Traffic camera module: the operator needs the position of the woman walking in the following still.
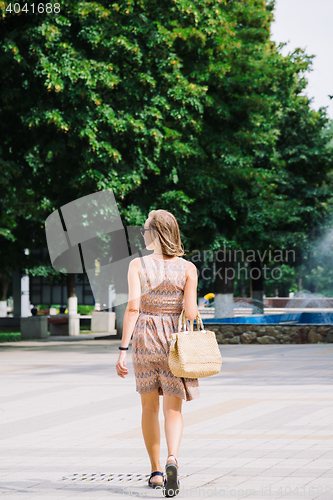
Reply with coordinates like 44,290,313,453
116,209,199,497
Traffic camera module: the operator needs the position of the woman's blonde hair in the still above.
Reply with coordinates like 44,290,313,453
148,209,185,257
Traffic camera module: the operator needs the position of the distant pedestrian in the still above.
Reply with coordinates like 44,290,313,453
200,293,215,307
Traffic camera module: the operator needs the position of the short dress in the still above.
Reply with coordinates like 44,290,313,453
131,254,200,401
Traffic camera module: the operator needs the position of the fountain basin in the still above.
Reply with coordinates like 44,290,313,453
201,312,333,325
197,312,333,344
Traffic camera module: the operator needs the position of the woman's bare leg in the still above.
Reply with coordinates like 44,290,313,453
140,389,163,484
163,394,183,464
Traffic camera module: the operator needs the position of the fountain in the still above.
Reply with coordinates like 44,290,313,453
196,229,333,342
284,290,333,324
200,291,333,326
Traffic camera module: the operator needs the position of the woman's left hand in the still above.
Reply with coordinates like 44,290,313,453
116,351,129,378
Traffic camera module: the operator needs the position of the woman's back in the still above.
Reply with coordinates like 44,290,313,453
139,255,186,317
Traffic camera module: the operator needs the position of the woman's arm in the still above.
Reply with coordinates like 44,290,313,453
120,258,141,348
116,258,141,378
183,261,198,321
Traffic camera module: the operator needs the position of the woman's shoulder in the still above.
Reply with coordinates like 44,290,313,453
129,257,143,274
130,257,142,265
179,256,195,266
181,258,197,278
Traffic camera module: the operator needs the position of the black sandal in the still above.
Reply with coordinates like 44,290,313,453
163,455,180,497
148,470,164,488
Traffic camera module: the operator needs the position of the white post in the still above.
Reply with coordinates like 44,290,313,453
21,275,31,317
0,301,7,317
109,284,116,310
21,249,31,318
68,296,77,315
68,296,80,336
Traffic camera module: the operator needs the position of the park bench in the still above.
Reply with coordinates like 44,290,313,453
48,314,69,335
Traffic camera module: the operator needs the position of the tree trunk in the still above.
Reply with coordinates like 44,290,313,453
250,259,264,314
67,274,77,312
298,276,302,292
281,281,287,297
12,271,21,318
214,248,235,318
240,278,246,298
0,273,9,301
0,273,9,317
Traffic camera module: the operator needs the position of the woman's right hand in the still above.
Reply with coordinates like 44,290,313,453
116,351,129,378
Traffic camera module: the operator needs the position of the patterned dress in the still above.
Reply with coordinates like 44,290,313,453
132,254,200,401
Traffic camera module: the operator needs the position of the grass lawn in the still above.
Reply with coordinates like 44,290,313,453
0,332,21,342
0,323,106,341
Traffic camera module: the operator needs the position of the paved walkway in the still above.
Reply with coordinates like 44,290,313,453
0,341,332,499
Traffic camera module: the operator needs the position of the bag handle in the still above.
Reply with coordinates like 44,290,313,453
178,308,205,332
178,309,188,331
194,310,204,331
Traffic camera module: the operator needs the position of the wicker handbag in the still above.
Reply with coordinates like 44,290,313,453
168,309,222,378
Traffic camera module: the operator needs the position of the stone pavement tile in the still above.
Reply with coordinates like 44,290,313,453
303,458,333,469
2,496,65,500
0,484,75,500
269,478,326,499
186,465,236,475
277,468,327,478
230,442,274,453
318,470,333,477
199,474,250,487
276,458,315,467
208,451,251,461
178,472,230,488
24,491,90,500
240,497,289,500
55,484,112,496
26,472,71,482
289,449,329,460
68,492,124,499
1,475,63,487
1,343,332,500
0,469,21,479
258,469,294,477
270,476,308,488
180,452,217,470
293,463,332,473
226,467,270,477
203,479,275,498
0,479,46,491
185,457,236,468
306,442,333,450
282,443,326,451
244,458,287,468
182,443,228,452
255,441,290,450
259,450,299,459
239,482,283,498
303,478,333,491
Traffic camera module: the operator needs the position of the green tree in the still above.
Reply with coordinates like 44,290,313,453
1,0,332,319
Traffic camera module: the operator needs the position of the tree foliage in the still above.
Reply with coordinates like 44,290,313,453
0,0,332,298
